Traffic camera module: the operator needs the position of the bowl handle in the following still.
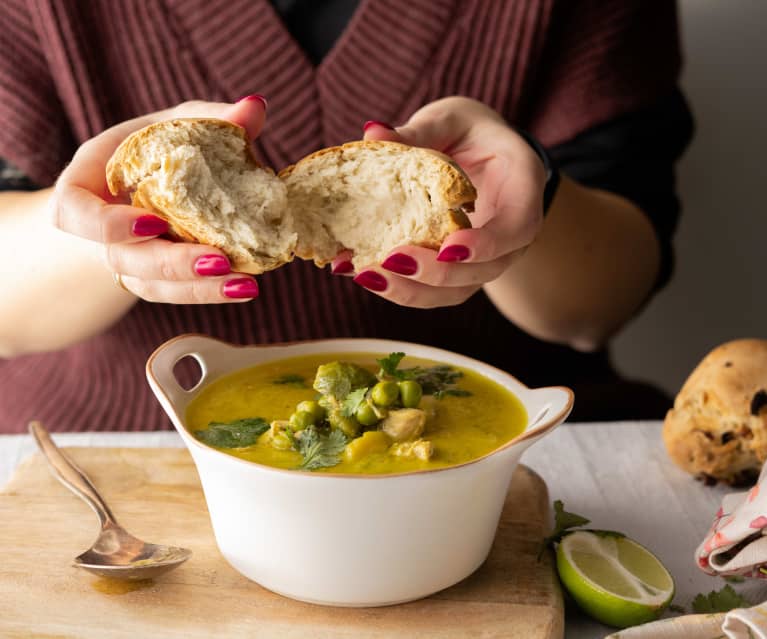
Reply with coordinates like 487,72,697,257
516,385,574,447
145,334,234,408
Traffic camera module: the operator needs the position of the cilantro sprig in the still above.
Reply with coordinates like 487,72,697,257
540,500,591,555
296,426,348,471
691,584,751,614
272,373,307,388
341,387,369,418
376,352,408,380
194,417,270,448
539,500,624,560
376,353,472,399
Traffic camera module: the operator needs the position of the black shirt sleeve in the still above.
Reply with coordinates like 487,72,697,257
549,89,694,291
0,158,40,191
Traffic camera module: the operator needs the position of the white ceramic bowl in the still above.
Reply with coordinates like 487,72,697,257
147,334,573,607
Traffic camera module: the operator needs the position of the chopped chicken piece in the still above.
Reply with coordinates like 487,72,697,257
381,408,426,442
266,420,293,450
389,439,434,461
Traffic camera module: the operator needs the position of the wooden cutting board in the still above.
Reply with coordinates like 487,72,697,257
0,448,563,638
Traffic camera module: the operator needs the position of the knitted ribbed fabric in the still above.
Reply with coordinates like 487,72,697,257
0,0,681,431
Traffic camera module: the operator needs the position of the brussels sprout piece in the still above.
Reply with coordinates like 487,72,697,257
328,409,361,438
296,400,325,423
289,410,315,431
313,362,377,400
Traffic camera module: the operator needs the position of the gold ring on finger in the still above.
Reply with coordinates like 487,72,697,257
112,272,130,293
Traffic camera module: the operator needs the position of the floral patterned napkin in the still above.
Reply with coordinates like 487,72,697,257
696,464,767,579
602,463,767,638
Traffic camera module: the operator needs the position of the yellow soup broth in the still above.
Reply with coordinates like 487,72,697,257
185,353,527,474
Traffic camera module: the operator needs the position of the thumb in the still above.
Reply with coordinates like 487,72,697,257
361,106,471,152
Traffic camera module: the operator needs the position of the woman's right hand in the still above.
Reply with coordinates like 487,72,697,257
50,96,267,304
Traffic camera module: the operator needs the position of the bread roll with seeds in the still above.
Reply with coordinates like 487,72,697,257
663,339,767,485
106,119,475,274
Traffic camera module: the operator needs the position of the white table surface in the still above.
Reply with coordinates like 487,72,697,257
3,421,767,639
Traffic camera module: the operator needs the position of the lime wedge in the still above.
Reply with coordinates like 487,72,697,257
556,530,674,628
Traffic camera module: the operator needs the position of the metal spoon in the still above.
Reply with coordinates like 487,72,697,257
29,421,192,580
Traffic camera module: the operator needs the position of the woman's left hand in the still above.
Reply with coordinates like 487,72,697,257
335,96,546,308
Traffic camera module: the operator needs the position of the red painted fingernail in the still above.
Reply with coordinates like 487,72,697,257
132,215,168,237
363,120,394,132
353,271,388,292
195,254,231,276
332,260,354,275
223,277,259,299
437,245,471,262
381,253,418,276
237,94,268,109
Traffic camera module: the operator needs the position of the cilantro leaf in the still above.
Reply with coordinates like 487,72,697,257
341,387,369,418
539,500,592,559
296,426,348,471
411,365,463,394
691,584,751,614
194,417,269,448
272,373,307,388
433,388,472,400
376,352,408,380
668,603,686,614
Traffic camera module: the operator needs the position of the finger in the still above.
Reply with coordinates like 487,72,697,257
352,268,478,309
120,274,259,304
380,246,517,287
362,103,470,151
50,183,169,243
330,249,355,276
362,121,405,143
104,239,232,281
436,215,540,265
219,94,268,140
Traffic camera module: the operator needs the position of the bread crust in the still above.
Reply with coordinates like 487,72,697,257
107,119,288,274
279,140,475,266
278,140,476,210
663,339,767,485
106,118,266,194
107,123,477,274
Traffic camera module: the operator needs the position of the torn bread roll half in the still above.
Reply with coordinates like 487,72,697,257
106,119,475,273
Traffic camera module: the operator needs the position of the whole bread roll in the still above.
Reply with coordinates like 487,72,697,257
663,339,767,485
106,119,475,274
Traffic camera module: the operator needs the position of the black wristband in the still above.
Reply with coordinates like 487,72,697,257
515,128,560,216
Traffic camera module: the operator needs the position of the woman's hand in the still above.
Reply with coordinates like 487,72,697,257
50,96,267,303
338,96,546,308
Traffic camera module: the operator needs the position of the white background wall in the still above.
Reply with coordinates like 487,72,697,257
612,0,767,396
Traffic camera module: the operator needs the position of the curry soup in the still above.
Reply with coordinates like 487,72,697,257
185,352,527,474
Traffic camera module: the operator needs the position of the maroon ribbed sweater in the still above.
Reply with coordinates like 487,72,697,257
0,0,682,431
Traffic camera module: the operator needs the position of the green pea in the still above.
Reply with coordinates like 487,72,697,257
399,380,423,408
289,410,315,431
296,400,325,423
371,381,399,407
356,402,380,426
